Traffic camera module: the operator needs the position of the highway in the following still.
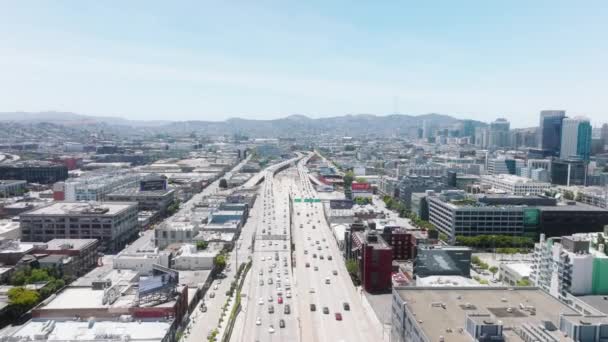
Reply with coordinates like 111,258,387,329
234,152,381,342
238,169,299,342
185,156,300,342
289,157,380,342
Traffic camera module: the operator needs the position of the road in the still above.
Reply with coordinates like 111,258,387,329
234,152,381,342
290,157,381,342
186,156,301,342
237,170,299,342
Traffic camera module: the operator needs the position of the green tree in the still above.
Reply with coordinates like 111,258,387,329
563,190,574,200
8,287,40,307
196,241,209,250
343,171,354,189
28,268,51,283
214,254,227,271
345,259,358,276
355,177,367,184
516,278,531,286
489,266,499,279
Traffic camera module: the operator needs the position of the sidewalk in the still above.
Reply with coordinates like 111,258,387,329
358,287,389,342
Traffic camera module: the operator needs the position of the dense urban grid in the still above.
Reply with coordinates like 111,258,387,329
2,110,608,342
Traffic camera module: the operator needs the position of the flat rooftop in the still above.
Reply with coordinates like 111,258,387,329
22,202,137,216
395,287,586,342
44,238,98,251
108,187,174,197
6,318,172,342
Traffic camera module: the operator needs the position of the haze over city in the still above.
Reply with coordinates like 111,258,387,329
3,3,608,342
1,1,607,126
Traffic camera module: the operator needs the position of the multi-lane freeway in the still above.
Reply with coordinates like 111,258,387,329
234,153,381,342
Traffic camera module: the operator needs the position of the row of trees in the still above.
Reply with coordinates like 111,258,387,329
345,259,360,286
4,267,67,322
455,235,534,249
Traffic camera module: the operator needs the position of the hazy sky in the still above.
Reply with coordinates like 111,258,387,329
1,1,607,127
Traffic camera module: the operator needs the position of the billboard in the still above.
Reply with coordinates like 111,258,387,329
351,183,371,191
330,199,354,210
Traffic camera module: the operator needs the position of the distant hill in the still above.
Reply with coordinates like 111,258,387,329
0,111,466,137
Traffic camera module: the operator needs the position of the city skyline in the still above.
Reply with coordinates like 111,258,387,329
1,1,607,127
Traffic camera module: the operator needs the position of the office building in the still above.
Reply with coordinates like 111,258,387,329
539,110,566,156
462,119,476,142
351,230,393,293
489,118,510,148
390,286,608,342
20,202,139,252
398,175,449,209
64,170,142,201
480,174,551,196
531,233,608,298
486,158,516,175
530,168,550,182
106,187,175,215
561,117,592,161
552,158,587,186
32,239,99,277
427,191,608,241
0,180,27,196
0,161,68,184
414,245,471,278
380,227,414,261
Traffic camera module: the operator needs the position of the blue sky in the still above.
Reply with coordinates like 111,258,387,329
1,1,607,127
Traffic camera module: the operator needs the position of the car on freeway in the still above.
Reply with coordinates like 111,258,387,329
209,292,215,298
286,291,291,298
343,302,350,311
314,266,319,271
268,325,275,333
213,284,219,290
309,288,315,293
284,304,291,314
268,305,274,314
259,279,264,286
310,304,316,311
304,250,308,255
320,255,324,260
317,246,322,251
277,297,283,304
328,256,333,260
325,277,331,284
333,270,338,275
312,254,317,258
258,297,264,305
268,278,273,284
323,307,330,314
335,312,343,321
256,317,261,325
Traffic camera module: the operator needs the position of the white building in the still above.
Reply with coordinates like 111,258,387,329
64,170,142,201
531,233,608,299
172,244,214,270
499,262,532,286
113,248,171,275
480,174,551,196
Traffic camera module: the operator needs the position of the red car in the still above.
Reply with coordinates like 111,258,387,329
277,297,283,304
335,312,342,321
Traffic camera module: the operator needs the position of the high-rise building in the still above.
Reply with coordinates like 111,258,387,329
474,127,490,148
462,119,475,141
601,124,608,150
539,110,566,156
560,117,592,161
489,118,510,148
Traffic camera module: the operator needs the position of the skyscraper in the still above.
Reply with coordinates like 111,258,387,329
539,110,566,156
489,118,510,148
462,119,475,141
560,117,592,161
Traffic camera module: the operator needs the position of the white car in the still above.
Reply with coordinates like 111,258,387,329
213,284,219,290
258,297,264,305
286,291,292,298
268,325,275,334
256,317,262,325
